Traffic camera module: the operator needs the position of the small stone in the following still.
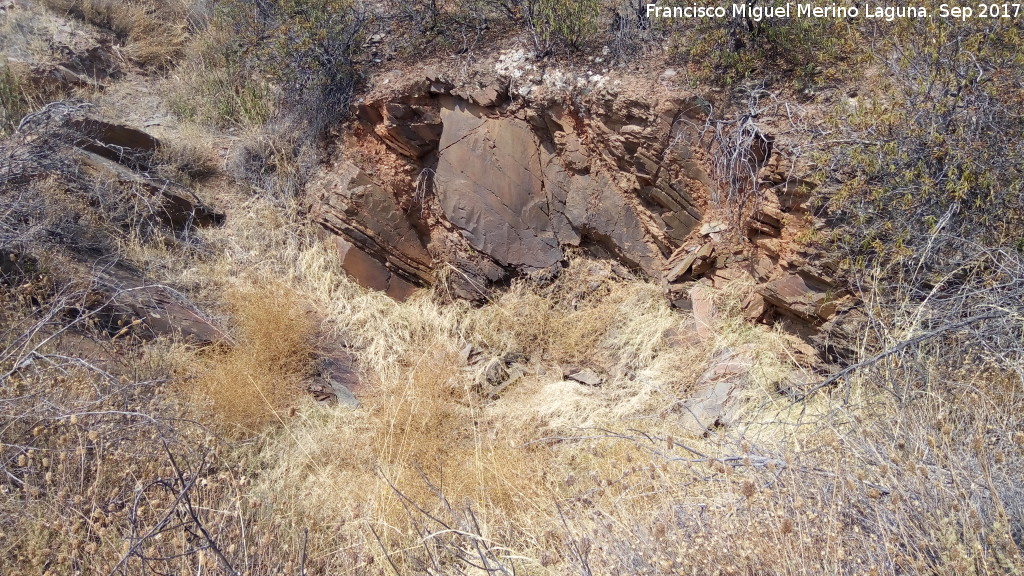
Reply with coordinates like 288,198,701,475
567,369,604,387
689,284,716,338
460,343,476,364
328,379,360,408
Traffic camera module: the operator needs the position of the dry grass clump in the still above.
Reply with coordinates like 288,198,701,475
0,62,30,136
151,127,217,185
167,23,274,130
196,220,802,572
464,260,678,369
39,0,193,69
190,282,316,434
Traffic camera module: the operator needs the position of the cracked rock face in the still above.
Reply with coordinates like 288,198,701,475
435,100,565,269
322,80,698,291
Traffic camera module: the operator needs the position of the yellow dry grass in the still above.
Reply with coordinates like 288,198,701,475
189,281,316,434
175,193,1021,575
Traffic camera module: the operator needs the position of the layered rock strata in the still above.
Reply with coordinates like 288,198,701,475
310,73,860,357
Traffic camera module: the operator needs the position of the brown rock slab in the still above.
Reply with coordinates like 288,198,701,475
665,243,714,283
435,101,564,269
70,117,159,165
759,271,834,322
92,265,225,344
689,284,717,338
470,81,508,107
375,103,443,159
565,172,661,276
567,369,604,387
742,292,768,321
312,161,433,290
74,149,223,230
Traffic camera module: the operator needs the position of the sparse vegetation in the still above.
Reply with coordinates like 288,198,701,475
2,0,1023,574
38,0,196,68
670,1,863,87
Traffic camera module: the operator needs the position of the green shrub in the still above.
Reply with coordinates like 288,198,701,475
519,0,604,52
168,25,274,129
810,13,1024,375
0,63,28,136
820,17,1024,274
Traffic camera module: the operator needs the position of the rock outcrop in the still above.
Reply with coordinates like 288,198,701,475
435,100,567,269
1,104,224,343
311,75,712,297
311,161,433,300
309,69,860,356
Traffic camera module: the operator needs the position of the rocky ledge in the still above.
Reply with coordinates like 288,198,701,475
307,71,863,359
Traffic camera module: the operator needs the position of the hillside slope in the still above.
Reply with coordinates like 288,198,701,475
1,1,1022,574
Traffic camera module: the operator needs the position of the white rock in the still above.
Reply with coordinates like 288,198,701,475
699,221,729,236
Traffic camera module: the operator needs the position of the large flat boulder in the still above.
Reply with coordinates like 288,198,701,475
760,271,835,322
435,101,565,270
563,172,661,276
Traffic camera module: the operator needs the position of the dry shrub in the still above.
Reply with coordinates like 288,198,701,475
192,282,316,433
152,128,216,183
24,183,1006,574
214,235,801,573
239,326,561,574
229,125,321,199
0,287,231,575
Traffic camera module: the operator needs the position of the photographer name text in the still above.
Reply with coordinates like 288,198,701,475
646,3,1021,21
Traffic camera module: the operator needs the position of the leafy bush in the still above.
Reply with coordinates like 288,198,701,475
822,17,1024,257
803,14,1024,387
167,24,274,129
498,0,604,52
